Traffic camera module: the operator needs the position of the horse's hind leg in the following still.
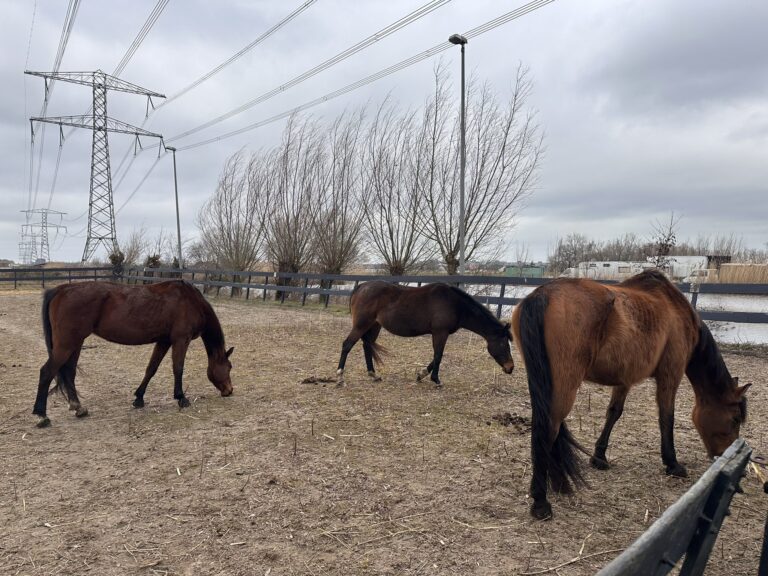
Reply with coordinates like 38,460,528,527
362,324,382,381
336,325,369,386
133,341,171,408
33,359,59,427
590,386,629,470
416,361,434,382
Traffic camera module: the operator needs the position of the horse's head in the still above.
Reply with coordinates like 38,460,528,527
692,377,750,458
207,346,234,397
487,322,514,374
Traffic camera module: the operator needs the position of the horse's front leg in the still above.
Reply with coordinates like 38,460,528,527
171,339,192,408
656,376,686,477
428,332,449,388
134,341,171,408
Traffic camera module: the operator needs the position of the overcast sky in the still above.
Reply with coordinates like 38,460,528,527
1,0,766,263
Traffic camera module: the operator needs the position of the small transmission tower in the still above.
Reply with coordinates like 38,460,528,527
18,225,41,265
21,208,67,263
25,70,165,261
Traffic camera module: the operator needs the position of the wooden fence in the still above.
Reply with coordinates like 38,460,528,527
124,266,768,325
0,266,114,289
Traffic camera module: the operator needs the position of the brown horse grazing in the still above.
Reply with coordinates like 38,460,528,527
336,281,514,387
33,280,234,427
511,269,750,520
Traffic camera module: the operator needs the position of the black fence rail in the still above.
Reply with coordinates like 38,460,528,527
124,266,768,325
123,266,549,319
598,439,762,575
0,266,114,289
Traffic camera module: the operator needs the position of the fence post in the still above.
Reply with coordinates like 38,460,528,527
68,269,72,284
690,282,699,310
13,270,17,290
324,278,334,308
41,270,45,289
246,273,251,300
497,282,506,319
216,273,222,297
301,277,309,306
263,274,269,301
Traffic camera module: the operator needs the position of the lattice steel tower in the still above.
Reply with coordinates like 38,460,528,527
25,70,165,261
21,208,67,263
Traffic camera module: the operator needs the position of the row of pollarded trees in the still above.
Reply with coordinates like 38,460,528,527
193,65,543,275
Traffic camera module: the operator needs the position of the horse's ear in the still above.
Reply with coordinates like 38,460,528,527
504,322,513,340
225,346,234,359
737,382,751,396
733,376,739,385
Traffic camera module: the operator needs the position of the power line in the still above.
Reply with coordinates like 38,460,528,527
118,0,555,214
116,155,165,215
158,0,318,109
51,0,169,212
176,0,555,151
29,0,80,215
114,0,169,76
23,0,38,222
166,0,452,143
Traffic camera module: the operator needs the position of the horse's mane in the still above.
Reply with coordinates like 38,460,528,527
686,321,733,396
448,285,506,332
184,282,225,356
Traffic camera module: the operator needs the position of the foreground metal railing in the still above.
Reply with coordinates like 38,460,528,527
598,439,764,575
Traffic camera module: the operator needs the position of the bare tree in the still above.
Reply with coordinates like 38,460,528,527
196,151,270,271
120,225,149,266
311,110,366,275
361,102,436,275
422,64,543,274
650,212,680,268
264,116,322,275
547,233,600,274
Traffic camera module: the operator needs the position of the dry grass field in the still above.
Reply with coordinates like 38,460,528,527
0,289,766,575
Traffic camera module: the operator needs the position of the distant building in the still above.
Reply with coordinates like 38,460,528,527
503,262,546,278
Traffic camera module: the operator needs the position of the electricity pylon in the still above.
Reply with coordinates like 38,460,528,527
18,226,40,265
21,208,67,263
25,70,165,261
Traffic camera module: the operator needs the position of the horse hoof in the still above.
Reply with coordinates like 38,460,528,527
666,463,688,478
75,406,89,418
432,380,443,389
368,372,382,382
36,416,51,428
530,501,553,520
178,397,191,409
590,456,610,470
133,398,145,409
416,370,427,382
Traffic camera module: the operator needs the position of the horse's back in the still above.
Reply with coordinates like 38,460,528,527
352,281,460,336
48,280,205,346
515,273,699,387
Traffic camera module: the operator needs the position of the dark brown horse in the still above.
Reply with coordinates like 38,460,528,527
336,281,514,387
33,280,234,427
512,269,750,519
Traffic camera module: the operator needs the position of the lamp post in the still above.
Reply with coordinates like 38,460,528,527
448,33,468,275
165,146,184,270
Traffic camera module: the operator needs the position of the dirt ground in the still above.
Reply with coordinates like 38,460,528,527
0,289,766,576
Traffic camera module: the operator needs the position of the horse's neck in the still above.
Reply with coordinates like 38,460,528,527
459,304,499,339
201,313,225,360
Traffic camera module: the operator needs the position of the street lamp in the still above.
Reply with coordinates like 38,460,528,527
165,146,184,270
448,33,468,275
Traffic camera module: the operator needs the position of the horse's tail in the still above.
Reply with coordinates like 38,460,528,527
42,287,74,400
517,291,585,493
362,331,387,367
41,287,56,357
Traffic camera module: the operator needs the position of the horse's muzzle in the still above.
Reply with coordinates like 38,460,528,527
502,361,514,374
